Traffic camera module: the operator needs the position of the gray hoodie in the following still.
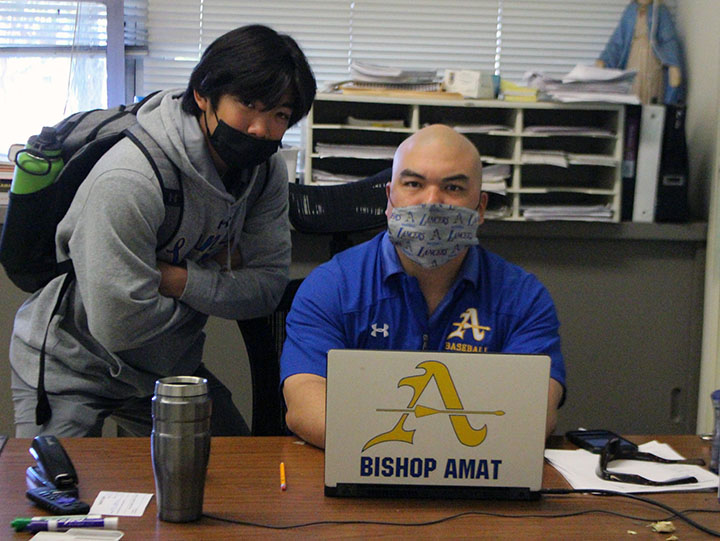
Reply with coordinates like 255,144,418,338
10,89,291,399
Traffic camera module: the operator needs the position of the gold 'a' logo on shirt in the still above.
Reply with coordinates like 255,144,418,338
448,308,491,341
363,361,504,451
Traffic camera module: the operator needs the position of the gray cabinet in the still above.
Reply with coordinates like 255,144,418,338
475,221,706,435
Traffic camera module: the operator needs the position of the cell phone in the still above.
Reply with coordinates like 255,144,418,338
26,487,90,515
565,429,637,454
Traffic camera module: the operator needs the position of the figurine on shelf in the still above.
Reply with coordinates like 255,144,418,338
596,0,684,105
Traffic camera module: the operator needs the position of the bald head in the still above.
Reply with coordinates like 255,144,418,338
392,124,482,184
386,123,487,218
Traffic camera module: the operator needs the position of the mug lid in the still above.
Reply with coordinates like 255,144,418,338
154,376,209,397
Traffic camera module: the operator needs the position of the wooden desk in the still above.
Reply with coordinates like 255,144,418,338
0,436,718,539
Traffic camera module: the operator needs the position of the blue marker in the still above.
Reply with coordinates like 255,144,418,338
11,515,119,532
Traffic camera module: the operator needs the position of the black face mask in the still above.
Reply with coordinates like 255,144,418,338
206,112,281,172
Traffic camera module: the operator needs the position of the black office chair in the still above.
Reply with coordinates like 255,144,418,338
238,170,390,435
237,278,304,436
289,167,390,256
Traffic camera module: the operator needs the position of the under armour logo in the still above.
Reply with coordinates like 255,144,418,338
371,323,389,338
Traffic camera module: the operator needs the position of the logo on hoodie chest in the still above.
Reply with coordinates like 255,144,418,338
163,216,231,264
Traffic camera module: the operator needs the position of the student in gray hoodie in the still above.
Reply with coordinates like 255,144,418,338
9,25,317,437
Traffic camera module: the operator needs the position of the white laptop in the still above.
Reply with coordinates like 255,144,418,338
324,349,550,500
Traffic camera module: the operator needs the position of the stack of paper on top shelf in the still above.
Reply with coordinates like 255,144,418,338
526,64,639,104
545,441,717,493
340,61,446,94
350,61,438,84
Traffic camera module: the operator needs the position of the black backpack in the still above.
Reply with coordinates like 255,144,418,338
0,92,183,293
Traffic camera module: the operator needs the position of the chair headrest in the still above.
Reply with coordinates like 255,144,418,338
289,169,390,234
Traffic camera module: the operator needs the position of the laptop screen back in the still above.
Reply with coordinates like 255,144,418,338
324,350,550,499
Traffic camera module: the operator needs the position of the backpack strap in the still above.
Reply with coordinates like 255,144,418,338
41,123,180,320
123,124,183,249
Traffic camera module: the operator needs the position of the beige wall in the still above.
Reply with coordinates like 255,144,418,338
685,2,720,432
0,270,29,436
676,0,720,219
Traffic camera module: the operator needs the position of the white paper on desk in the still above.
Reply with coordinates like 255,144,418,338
545,440,718,493
90,491,153,516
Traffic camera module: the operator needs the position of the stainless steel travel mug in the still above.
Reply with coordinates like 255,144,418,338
151,375,212,522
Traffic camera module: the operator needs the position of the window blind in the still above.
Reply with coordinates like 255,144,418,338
349,0,497,73
124,0,148,47
0,0,148,48
0,0,107,47
201,1,350,90
141,0,200,91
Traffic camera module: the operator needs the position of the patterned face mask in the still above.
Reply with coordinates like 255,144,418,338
387,203,479,268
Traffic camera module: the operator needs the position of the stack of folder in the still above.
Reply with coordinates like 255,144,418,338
333,61,463,99
500,79,538,102
349,61,438,86
525,64,639,104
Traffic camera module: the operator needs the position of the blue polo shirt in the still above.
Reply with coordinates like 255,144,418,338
280,232,565,390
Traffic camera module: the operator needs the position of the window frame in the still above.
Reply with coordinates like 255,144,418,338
0,0,125,106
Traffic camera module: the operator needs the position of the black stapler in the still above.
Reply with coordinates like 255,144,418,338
25,435,91,514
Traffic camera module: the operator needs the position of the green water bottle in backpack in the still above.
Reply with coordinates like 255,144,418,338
11,127,64,194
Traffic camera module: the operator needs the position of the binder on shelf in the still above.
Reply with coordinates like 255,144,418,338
632,104,665,222
620,105,641,221
655,105,689,222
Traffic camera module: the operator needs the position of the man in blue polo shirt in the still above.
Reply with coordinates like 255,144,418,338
280,124,565,449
